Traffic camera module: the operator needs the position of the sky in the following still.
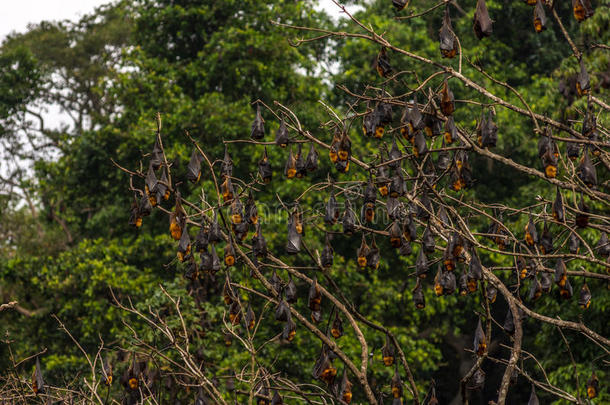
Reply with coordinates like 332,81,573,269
0,0,352,43
0,0,112,41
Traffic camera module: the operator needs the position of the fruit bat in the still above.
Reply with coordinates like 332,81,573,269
467,253,483,292
399,237,413,256
252,223,267,257
540,271,552,293
275,298,290,322
258,147,272,183
320,233,334,268
413,278,425,308
390,171,406,198
596,232,610,257
357,234,370,268
539,220,553,254
528,385,539,405
338,367,353,403
271,391,283,405
308,276,322,317
255,383,270,405
177,226,191,262
382,334,396,366
409,95,425,131
474,319,486,355
528,276,542,301
251,104,265,140
413,130,428,157
376,101,393,130
305,143,318,172
555,259,568,289
285,211,302,254
533,0,547,33
144,164,161,208
524,215,538,246
224,242,236,267
209,245,221,272
342,200,356,235
423,110,440,137
576,194,589,228
386,196,402,220
313,347,337,384
552,188,564,222
362,181,377,223
221,176,234,203
285,275,298,303
329,130,340,163
245,304,255,330
440,78,455,116
169,193,186,241
376,47,392,78
576,59,591,96
573,0,594,21
459,270,469,295
473,0,493,39
230,198,244,226
586,371,598,398
389,221,403,248
284,147,297,179
389,138,402,168
503,308,516,335
223,275,236,305
363,106,377,137
406,216,419,242
538,130,559,178
295,144,307,178
228,301,241,325
444,116,457,144
487,285,498,303
422,223,436,254
129,196,143,228
151,167,168,206
441,269,456,295
338,132,352,163
368,236,380,269
150,138,163,170
429,385,439,405
275,119,289,147
121,356,146,392
391,366,403,398
270,270,282,295
186,148,203,183
437,139,451,171
32,357,45,395
328,311,344,340
101,358,113,386
325,189,339,225
579,282,591,308
393,0,408,11
282,316,296,342
415,248,429,279
516,255,529,280
577,148,597,187
468,367,486,390
439,6,458,58
224,331,233,347
478,110,498,148
566,135,581,161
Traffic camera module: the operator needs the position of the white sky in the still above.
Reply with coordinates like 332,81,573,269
0,0,111,42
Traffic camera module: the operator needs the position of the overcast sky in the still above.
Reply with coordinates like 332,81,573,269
0,0,351,43
0,0,114,41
